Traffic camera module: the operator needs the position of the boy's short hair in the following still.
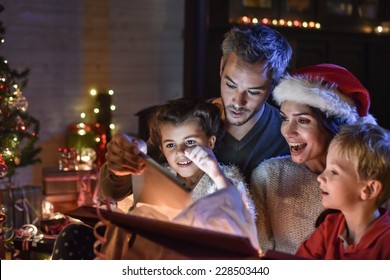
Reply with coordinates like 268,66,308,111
330,123,390,206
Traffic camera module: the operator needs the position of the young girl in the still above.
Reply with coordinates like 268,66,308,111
52,97,258,259
146,97,255,210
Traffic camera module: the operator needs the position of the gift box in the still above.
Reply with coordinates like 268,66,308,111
13,234,56,260
0,184,43,229
42,167,98,213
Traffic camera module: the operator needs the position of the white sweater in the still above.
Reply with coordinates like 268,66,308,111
165,163,256,218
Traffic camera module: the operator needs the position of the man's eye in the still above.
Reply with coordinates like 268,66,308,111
247,90,261,96
280,115,288,122
226,82,236,89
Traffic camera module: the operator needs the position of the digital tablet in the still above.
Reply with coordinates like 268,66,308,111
132,152,193,210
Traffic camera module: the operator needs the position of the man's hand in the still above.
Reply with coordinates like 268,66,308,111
105,134,147,176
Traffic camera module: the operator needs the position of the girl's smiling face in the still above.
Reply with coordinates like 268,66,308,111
280,101,332,174
159,119,215,184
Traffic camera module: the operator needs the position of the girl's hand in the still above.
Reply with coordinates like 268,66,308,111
184,145,232,189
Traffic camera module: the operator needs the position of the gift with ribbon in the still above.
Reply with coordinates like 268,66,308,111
0,183,43,230
12,223,57,260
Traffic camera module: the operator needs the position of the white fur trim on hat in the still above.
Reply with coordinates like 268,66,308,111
273,75,376,125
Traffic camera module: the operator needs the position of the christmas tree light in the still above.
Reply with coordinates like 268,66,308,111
0,4,41,180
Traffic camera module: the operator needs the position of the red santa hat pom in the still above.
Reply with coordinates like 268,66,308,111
273,63,376,125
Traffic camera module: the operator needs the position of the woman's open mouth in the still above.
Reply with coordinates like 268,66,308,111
289,142,307,152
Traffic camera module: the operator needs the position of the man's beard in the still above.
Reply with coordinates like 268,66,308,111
224,105,254,126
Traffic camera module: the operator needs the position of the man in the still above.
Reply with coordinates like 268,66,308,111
100,24,292,199
212,25,291,182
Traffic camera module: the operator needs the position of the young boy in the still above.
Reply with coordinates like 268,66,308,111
296,123,390,259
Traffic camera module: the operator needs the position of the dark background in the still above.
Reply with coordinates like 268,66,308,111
184,0,390,129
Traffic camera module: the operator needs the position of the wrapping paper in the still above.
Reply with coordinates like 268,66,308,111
95,186,260,259
0,184,43,229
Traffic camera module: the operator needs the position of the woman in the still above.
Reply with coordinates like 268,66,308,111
251,63,377,255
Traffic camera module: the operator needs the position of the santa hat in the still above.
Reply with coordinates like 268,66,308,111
273,63,376,125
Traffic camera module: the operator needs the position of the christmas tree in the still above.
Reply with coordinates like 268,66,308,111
0,4,41,180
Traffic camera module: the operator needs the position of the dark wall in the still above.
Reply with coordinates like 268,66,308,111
184,0,390,129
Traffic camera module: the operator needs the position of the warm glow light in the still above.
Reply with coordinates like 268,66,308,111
80,112,86,118
78,129,87,136
110,105,116,111
242,16,251,24
108,89,114,95
375,26,383,33
109,123,115,130
93,108,99,114
95,137,101,143
90,89,97,96
238,16,320,29
77,123,86,128
81,154,91,162
4,60,7,64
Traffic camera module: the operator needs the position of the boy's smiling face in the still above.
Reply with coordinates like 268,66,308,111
317,142,367,211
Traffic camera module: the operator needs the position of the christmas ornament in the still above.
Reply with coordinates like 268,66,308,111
80,147,97,163
16,95,28,112
0,154,8,177
58,147,78,171
41,200,54,220
0,204,7,224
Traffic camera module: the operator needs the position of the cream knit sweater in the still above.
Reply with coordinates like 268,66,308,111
251,156,324,254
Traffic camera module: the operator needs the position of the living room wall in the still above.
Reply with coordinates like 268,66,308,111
1,0,184,186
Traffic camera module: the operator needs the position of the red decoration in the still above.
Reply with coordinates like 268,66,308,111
0,154,8,177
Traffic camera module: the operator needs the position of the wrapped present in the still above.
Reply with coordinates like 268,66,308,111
42,167,99,213
0,184,43,229
12,224,56,260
